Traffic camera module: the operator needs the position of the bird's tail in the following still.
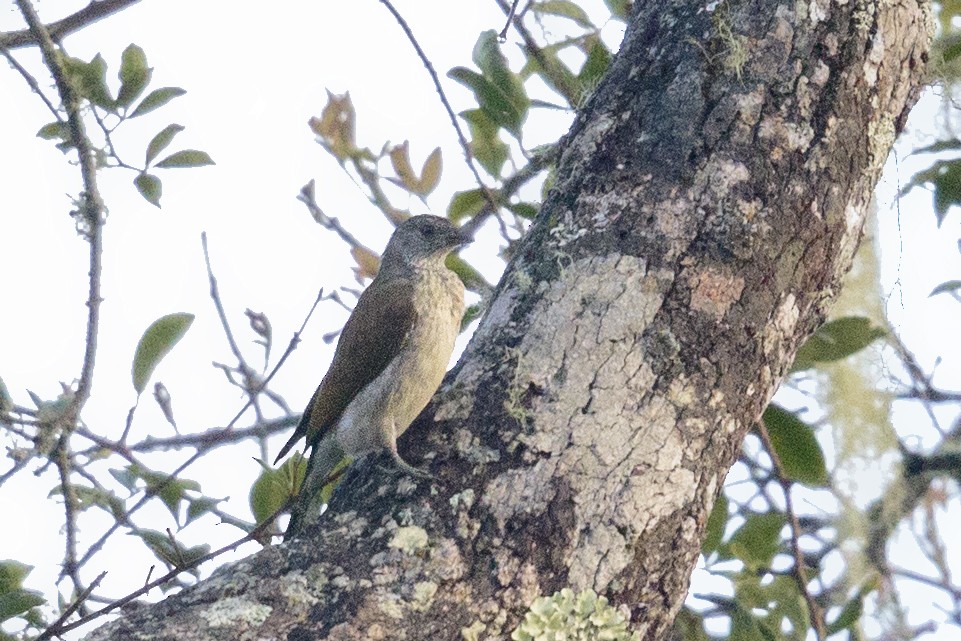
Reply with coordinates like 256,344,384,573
285,436,347,540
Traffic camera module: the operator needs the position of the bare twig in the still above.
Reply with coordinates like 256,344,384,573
53,435,86,607
0,45,62,120
36,571,106,641
0,0,143,49
202,233,253,375
756,420,827,641
298,180,370,250
499,0,520,39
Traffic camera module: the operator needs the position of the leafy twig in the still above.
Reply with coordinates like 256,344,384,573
16,0,106,424
378,0,503,226
73,287,325,570
756,420,826,641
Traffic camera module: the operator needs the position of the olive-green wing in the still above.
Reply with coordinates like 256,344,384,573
273,277,417,462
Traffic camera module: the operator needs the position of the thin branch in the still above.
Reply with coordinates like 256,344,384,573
53,435,87,609
378,0,502,222
499,0,521,39
202,233,250,372
0,0,143,50
16,0,106,422
462,142,558,237
129,416,294,454
756,420,827,641
0,45,62,120
38,571,106,640
297,180,370,250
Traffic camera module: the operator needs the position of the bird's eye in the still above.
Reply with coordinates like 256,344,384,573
423,227,436,237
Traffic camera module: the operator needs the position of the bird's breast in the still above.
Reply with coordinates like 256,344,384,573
335,268,464,457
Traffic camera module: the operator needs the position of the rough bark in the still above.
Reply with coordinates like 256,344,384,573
88,0,930,639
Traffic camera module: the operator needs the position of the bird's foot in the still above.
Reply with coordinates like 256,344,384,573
387,449,434,479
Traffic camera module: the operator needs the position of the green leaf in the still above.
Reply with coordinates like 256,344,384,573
155,150,215,169
0,561,31,593
604,0,632,19
826,579,878,634
762,405,829,486
766,575,810,640
36,121,71,142
0,589,45,624
729,601,772,641
506,201,539,220
472,31,530,135
672,608,711,641
461,109,509,177
0,376,11,414
130,86,186,118
134,466,201,522
944,41,961,62
449,64,527,137
726,512,785,570
521,44,581,107
792,316,885,371
577,37,611,99
50,484,125,518
109,466,140,492
249,463,294,526
134,173,162,208
186,497,222,525
145,124,184,165
930,280,961,297
900,159,961,226
132,313,195,394
64,54,114,109
531,0,594,27
135,529,183,567
117,44,152,108
461,303,483,331
446,253,492,293
701,493,728,555
447,188,488,223
418,147,443,196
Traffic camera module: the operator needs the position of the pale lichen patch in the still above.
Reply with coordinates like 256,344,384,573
765,294,799,356
388,525,429,554
199,596,272,628
863,29,885,84
411,581,438,611
758,114,815,153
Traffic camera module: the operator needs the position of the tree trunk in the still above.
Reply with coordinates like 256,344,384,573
88,0,930,639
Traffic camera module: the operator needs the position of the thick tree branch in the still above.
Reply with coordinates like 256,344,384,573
0,0,143,50
86,0,930,639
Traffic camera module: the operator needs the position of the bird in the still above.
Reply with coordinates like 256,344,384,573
276,214,471,538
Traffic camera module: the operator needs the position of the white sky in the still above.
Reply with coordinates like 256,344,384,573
1,1,960,639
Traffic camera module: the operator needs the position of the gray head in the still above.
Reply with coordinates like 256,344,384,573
381,215,472,269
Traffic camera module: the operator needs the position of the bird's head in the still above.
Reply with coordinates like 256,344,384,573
381,215,472,269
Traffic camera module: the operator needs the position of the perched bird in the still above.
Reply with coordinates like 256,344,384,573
276,214,471,538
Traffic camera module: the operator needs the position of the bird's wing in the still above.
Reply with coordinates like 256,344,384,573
273,277,417,462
